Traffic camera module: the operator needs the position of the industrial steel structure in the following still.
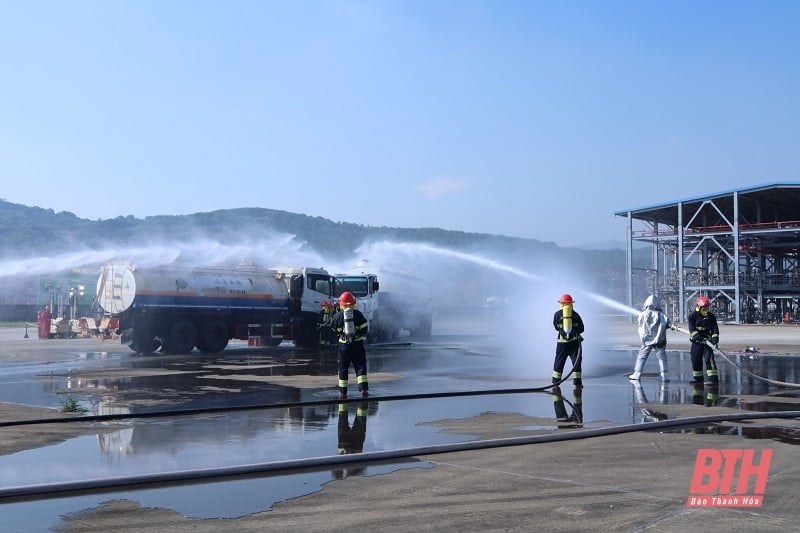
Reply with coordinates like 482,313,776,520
615,182,800,325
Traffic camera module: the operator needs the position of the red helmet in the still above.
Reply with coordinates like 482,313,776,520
339,291,356,306
321,300,331,309
696,296,711,308
558,293,574,304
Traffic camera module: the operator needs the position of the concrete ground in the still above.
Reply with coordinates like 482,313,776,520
3,323,799,532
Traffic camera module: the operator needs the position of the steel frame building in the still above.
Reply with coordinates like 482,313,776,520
615,182,800,324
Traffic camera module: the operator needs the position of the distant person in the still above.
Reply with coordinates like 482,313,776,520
40,305,52,340
318,300,334,348
37,308,44,339
629,295,676,382
688,296,720,384
329,291,369,399
552,293,585,389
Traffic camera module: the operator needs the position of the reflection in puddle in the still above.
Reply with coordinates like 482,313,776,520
663,424,800,445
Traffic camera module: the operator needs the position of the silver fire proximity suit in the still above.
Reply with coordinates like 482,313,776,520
629,295,674,382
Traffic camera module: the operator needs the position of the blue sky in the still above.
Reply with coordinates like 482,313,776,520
1,1,799,248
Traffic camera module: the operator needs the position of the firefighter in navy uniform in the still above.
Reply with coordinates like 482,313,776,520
333,401,369,479
318,300,334,348
329,291,369,399
688,296,720,384
552,294,585,388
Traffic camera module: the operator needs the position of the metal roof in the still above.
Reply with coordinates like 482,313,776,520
614,181,800,228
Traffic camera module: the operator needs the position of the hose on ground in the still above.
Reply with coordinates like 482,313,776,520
2,408,798,503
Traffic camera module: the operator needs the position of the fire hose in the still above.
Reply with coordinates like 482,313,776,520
673,325,800,389
1,407,798,502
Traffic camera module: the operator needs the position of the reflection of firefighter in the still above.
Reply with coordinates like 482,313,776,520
691,383,718,407
329,292,369,399
319,301,334,348
333,401,368,480
705,384,719,407
552,385,583,427
552,294,585,388
691,383,705,406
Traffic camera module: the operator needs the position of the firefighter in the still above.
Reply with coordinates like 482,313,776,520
629,294,676,382
329,291,369,399
319,300,334,348
552,294,585,388
688,296,720,384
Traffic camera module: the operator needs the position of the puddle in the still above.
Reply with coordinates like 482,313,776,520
1,336,800,526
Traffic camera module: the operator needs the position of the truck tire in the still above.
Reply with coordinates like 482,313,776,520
196,320,229,353
261,334,283,347
366,328,378,344
294,317,319,348
130,328,159,354
164,320,197,354
374,321,399,342
410,314,433,341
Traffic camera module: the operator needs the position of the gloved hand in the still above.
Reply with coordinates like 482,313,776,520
713,343,719,350
670,325,679,331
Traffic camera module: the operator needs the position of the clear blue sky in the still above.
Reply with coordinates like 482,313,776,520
2,1,799,248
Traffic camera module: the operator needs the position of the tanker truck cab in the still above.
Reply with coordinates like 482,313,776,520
272,267,334,347
334,273,381,342
334,268,433,343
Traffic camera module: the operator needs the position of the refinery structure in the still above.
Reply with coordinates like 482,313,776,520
615,182,800,324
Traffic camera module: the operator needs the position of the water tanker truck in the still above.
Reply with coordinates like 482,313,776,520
95,261,334,353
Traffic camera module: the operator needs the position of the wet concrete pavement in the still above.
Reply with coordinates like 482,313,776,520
0,317,799,531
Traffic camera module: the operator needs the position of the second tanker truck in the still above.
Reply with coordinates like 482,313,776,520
95,260,334,353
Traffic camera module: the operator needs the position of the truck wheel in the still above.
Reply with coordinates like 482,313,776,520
262,334,283,347
130,329,159,354
366,329,378,344
294,317,319,348
164,320,197,354
410,314,433,341
196,320,229,353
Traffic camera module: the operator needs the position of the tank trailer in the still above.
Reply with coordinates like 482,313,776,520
95,261,334,354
